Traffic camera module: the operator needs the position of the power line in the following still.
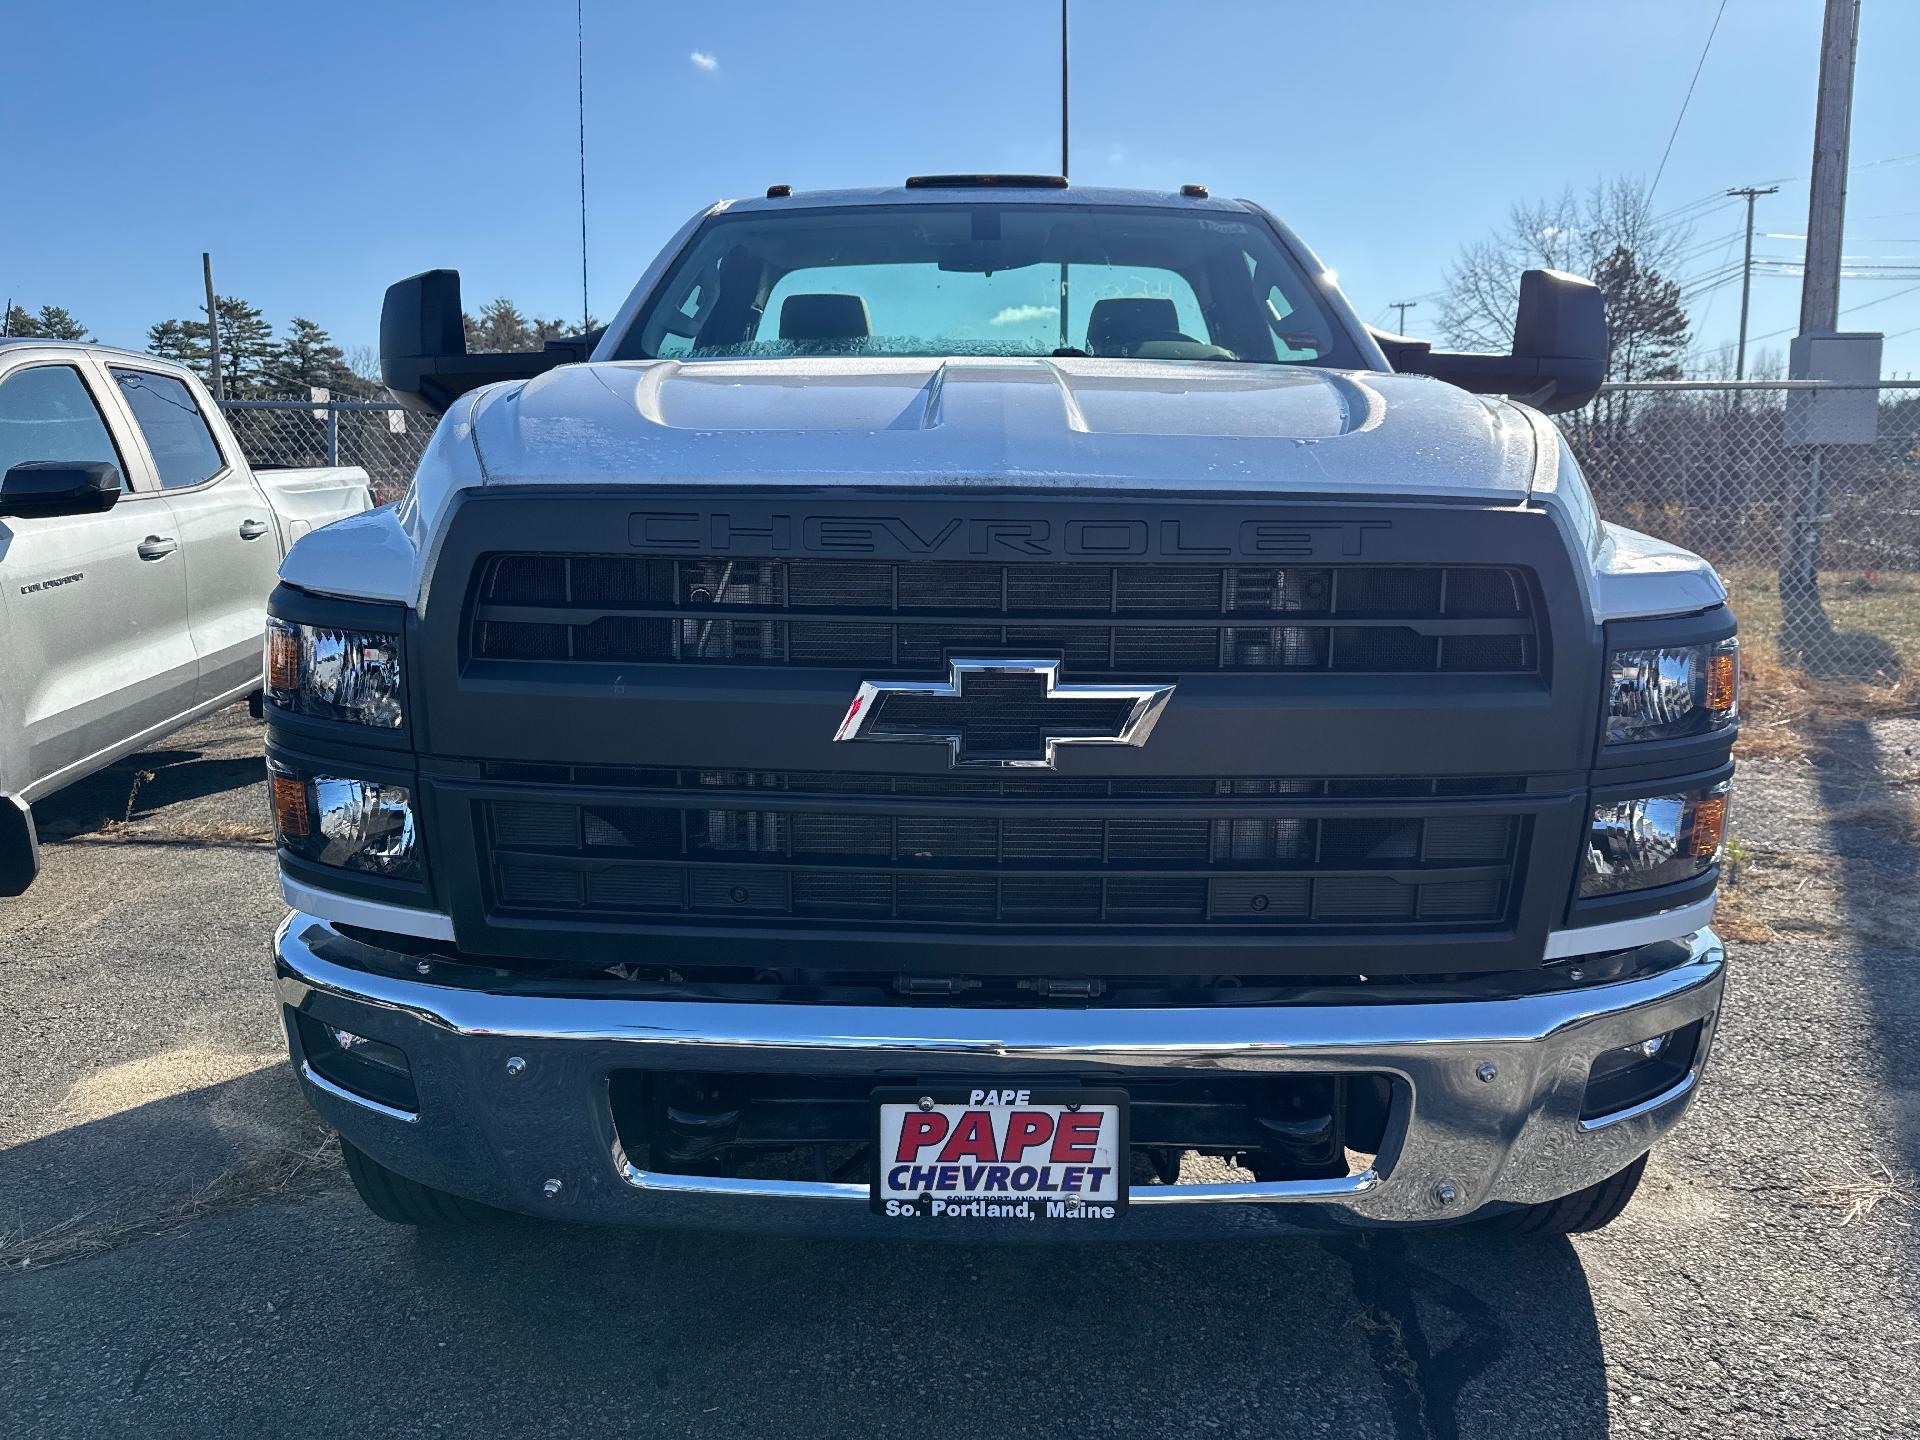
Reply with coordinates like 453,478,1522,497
1740,281,1920,348
1646,0,1731,209
1389,300,1419,333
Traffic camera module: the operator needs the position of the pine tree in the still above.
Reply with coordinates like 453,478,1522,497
147,318,208,367
4,303,90,339
464,298,534,354
1589,245,1689,443
274,316,361,394
1593,245,1688,384
30,306,89,340
207,296,276,395
145,298,276,393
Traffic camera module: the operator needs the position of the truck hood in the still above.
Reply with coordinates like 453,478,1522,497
459,357,1544,501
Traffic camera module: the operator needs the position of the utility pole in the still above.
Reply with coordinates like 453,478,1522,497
1389,300,1418,334
1782,0,1863,647
1726,185,1778,379
201,252,226,402
1799,0,1860,337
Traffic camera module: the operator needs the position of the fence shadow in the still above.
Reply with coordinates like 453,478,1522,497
1803,709,1920,1186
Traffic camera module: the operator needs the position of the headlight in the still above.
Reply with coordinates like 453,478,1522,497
1606,637,1738,744
1581,780,1729,897
266,619,404,729
270,767,420,878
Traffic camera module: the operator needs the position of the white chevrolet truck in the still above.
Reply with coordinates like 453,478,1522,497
0,342,371,893
267,179,1735,1237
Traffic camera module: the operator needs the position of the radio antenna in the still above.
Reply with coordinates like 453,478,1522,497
1057,0,1070,353
577,0,590,333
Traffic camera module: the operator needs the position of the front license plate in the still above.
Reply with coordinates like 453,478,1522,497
871,1087,1129,1222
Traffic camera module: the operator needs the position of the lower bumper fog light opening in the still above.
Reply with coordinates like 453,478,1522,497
294,1010,419,1113
1580,1020,1702,1122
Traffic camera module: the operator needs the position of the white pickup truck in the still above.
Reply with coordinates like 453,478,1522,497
271,178,1736,1239
0,340,372,892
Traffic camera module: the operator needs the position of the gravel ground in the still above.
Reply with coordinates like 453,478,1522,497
1,707,1916,1439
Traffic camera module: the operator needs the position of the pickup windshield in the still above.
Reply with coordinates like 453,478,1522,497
612,203,1361,367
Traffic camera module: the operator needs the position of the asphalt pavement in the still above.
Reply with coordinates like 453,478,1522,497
1,707,1915,1439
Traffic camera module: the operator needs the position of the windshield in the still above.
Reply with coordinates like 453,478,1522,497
612,202,1361,367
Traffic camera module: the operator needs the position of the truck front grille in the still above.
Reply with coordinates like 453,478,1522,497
477,772,1527,932
469,555,1539,676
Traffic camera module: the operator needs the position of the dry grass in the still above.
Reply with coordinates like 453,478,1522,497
65,817,273,848
0,1134,338,1275
1710,884,1778,944
1720,568,1920,764
1806,1153,1919,1228
1715,843,1920,950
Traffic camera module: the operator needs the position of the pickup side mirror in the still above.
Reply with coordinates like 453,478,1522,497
0,461,122,517
1370,269,1608,414
380,269,603,417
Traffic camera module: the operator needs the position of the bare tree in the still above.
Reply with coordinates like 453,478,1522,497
1439,178,1691,351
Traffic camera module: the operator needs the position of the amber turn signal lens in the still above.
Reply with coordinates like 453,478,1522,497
267,625,302,692
271,774,312,838
1706,651,1738,714
1691,795,1727,857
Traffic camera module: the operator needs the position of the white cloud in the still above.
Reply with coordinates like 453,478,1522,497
989,304,1059,328
689,50,719,72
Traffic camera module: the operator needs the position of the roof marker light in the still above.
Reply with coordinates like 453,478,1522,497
904,174,1070,190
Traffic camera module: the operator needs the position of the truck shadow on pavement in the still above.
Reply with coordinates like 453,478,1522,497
3,1078,1606,1438
32,747,267,842
393,1212,1609,1438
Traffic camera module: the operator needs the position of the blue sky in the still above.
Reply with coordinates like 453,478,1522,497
4,0,1916,375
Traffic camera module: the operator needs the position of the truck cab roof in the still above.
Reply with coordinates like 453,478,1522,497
717,181,1252,216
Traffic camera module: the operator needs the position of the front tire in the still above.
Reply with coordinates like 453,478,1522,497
1479,1151,1649,1235
340,1138,499,1227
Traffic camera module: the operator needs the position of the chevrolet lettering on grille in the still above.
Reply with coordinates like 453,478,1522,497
833,658,1176,769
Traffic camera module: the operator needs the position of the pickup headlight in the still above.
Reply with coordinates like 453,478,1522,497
1581,780,1729,897
270,766,420,878
266,619,404,729
1605,637,1738,744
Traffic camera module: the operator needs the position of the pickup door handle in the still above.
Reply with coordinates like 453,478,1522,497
239,518,271,540
136,536,179,561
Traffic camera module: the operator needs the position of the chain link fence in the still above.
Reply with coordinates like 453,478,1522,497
219,379,1920,683
219,398,431,506
1564,380,1920,683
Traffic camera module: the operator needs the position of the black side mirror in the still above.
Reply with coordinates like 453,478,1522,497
380,268,601,417
0,461,122,517
1370,269,1608,414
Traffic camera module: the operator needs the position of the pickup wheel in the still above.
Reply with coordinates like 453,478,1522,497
1480,1151,1649,1235
340,1138,498,1227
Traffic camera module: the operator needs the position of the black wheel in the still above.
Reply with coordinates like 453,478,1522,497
1479,1151,1649,1235
340,1138,499,1227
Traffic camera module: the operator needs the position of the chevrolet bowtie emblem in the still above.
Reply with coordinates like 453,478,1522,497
833,658,1176,769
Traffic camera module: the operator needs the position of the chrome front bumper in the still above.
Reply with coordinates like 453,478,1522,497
275,912,1725,1237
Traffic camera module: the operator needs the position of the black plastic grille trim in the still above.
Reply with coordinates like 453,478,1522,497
480,797,1524,931
474,763,1529,802
469,555,1539,676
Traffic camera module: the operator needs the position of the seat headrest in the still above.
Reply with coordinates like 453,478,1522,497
1086,297,1181,356
779,293,872,341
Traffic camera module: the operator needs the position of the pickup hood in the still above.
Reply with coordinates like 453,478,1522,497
460,357,1544,501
